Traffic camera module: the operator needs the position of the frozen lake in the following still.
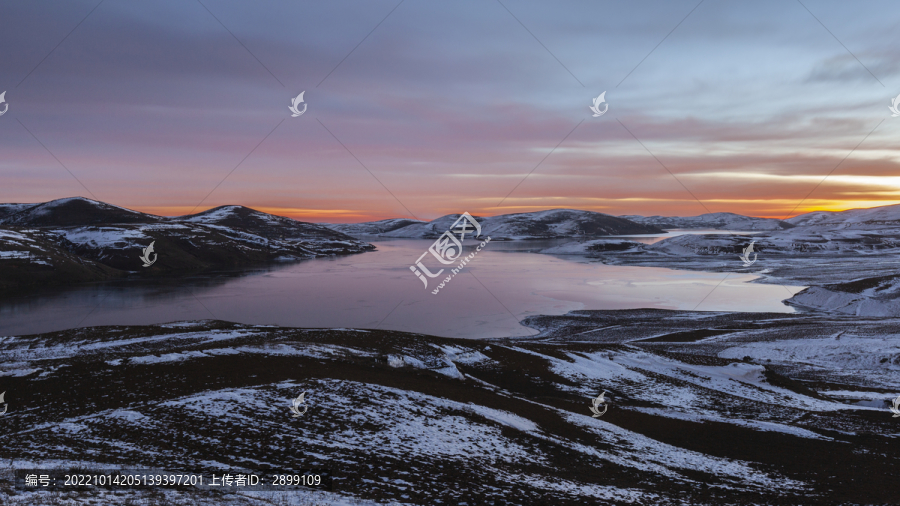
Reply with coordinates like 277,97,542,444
0,236,804,338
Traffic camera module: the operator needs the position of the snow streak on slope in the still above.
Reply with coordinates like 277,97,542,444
6,319,869,504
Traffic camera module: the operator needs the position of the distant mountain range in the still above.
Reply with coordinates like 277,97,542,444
325,209,665,239
325,204,900,238
785,204,900,227
0,197,372,292
625,204,900,229
4,197,900,293
325,209,798,238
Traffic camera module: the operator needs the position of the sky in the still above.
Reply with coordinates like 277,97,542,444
2,0,900,223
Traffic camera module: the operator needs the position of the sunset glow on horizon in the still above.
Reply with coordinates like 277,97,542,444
123,198,900,224
3,1,899,224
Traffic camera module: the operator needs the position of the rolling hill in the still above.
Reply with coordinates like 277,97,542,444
0,197,374,293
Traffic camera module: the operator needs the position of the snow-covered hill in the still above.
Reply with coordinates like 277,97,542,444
326,209,799,241
619,212,791,230
326,205,900,240
326,209,664,239
0,198,373,292
321,218,425,236
787,203,900,227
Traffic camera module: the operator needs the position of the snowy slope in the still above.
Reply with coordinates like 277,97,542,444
0,228,120,291
620,212,790,231
0,203,35,220
1,314,897,504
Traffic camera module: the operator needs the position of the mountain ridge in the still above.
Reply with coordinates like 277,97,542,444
324,204,900,234
327,208,665,239
787,202,900,227
9,198,897,231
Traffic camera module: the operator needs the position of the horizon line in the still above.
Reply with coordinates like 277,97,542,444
3,196,897,224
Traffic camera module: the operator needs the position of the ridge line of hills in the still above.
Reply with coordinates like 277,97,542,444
7,196,900,234
3,196,900,294
324,203,900,237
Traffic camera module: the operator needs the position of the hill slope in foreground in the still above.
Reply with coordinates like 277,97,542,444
1,309,897,505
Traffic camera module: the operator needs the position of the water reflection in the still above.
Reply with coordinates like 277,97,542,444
0,237,801,339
